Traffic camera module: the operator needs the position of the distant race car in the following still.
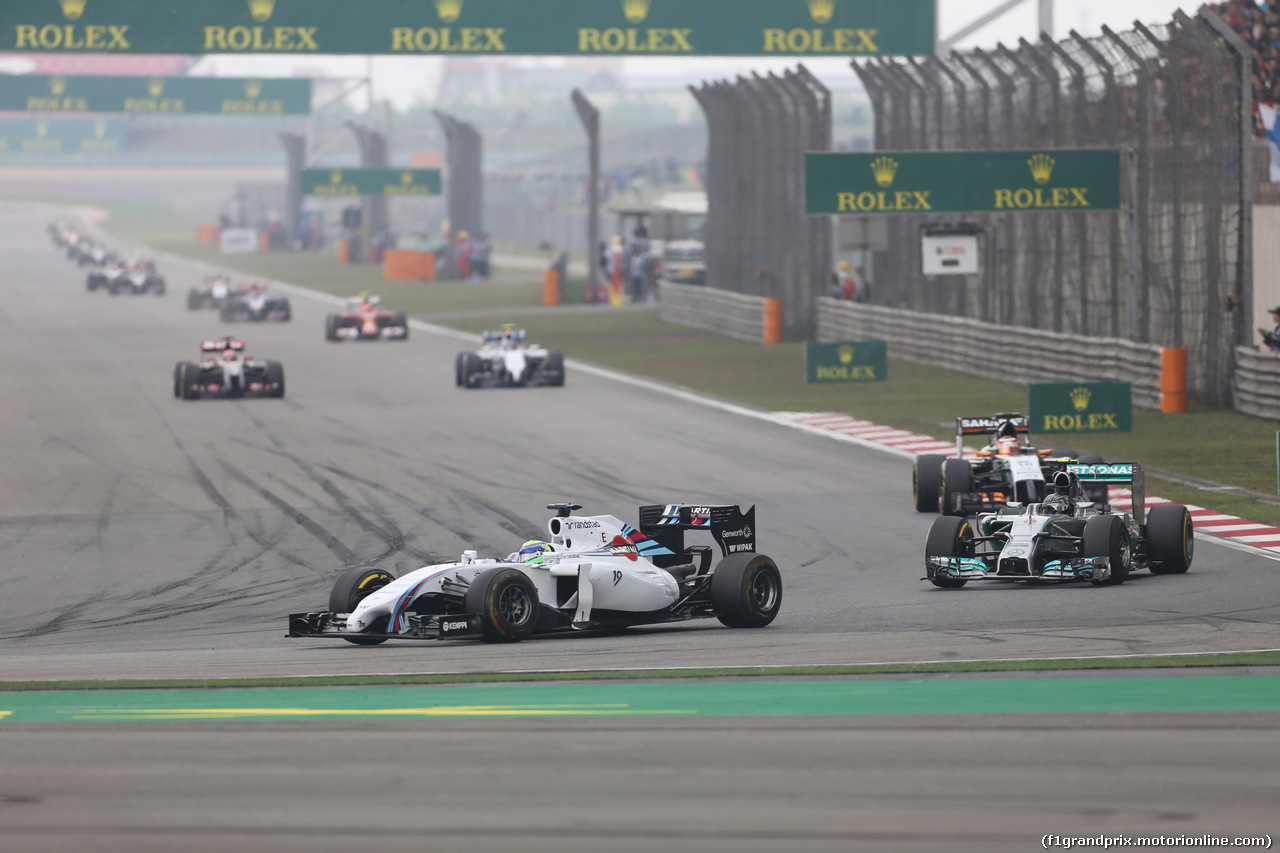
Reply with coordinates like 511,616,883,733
173,337,285,400
220,284,291,322
186,274,236,310
913,413,1105,516
288,502,781,644
87,257,166,295
924,462,1193,588
455,327,565,388
325,295,408,341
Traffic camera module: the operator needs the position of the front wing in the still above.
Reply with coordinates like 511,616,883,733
288,611,483,640
927,555,1110,583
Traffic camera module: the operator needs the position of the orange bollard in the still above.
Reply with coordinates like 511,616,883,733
197,223,220,243
1161,347,1188,413
336,239,349,265
258,230,270,253
543,269,561,306
763,298,783,344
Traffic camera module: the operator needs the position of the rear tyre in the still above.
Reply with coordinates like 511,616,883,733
172,362,184,398
463,567,540,643
265,360,285,398
393,311,409,340
179,362,201,400
1147,504,1194,574
186,288,202,310
329,566,397,646
455,352,466,387
710,553,782,628
913,454,944,513
939,458,973,517
463,352,482,388
324,314,340,341
545,350,565,386
925,515,972,588
1082,514,1130,585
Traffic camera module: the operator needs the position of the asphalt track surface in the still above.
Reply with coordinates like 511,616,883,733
1,185,1278,851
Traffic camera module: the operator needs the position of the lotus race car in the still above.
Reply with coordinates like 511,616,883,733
456,327,565,388
913,413,1105,516
924,462,1193,587
173,337,285,400
220,284,291,322
325,295,407,341
288,502,781,644
88,257,166,295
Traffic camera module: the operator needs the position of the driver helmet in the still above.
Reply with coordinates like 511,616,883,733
996,436,1019,456
1042,492,1073,515
512,540,556,564
222,348,239,361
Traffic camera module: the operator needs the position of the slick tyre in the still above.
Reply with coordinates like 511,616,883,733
329,566,397,645
179,362,201,400
925,515,972,588
393,312,409,340
1082,514,1131,585
464,567,540,643
455,352,466,387
939,458,973,517
324,314,340,341
545,350,565,386
265,360,285,398
463,352,482,388
913,454,944,513
1147,504,1194,574
710,553,782,628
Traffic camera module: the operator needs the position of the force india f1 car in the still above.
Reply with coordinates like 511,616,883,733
288,503,781,644
913,413,1105,516
924,462,1193,588
455,327,565,388
87,257,166,295
220,284,291,322
173,337,285,400
325,295,408,341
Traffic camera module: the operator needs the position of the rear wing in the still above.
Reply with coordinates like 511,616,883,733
955,413,1029,457
482,329,526,343
637,503,755,559
201,338,244,353
1059,461,1145,523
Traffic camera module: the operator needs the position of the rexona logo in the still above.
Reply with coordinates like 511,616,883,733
204,0,320,51
14,0,130,50
835,157,932,213
391,0,507,53
763,0,880,54
993,153,1092,210
578,0,694,54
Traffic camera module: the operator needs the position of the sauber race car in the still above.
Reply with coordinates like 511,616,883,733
173,337,284,400
325,294,408,341
288,502,781,644
220,283,291,322
455,326,564,388
913,413,1105,516
186,274,235,310
924,462,1193,588
87,257,166,295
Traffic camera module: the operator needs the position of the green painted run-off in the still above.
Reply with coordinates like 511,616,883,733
2,675,1278,724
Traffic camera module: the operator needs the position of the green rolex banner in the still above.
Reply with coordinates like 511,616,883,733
300,168,442,197
1029,382,1132,434
0,117,125,153
0,75,312,115
805,340,887,383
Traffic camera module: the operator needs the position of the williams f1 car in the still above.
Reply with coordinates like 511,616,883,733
88,257,166,295
288,502,780,644
220,284,291,322
325,295,407,341
173,337,284,400
924,462,1193,588
455,327,564,388
913,413,1105,516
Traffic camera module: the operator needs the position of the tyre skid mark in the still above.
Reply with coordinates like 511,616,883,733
218,459,359,566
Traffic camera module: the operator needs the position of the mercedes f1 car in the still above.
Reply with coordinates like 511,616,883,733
913,413,1105,516
220,284,291,322
288,502,781,644
455,327,564,388
87,257,166,295
173,337,285,400
325,295,407,341
924,462,1193,588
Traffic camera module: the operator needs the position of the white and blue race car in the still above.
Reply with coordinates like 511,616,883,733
289,503,781,644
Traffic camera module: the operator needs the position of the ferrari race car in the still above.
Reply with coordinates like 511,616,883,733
913,413,1105,516
87,257,166,295
455,327,565,388
325,295,407,341
924,462,1193,588
220,284,291,322
186,274,235,310
288,502,781,644
173,337,285,400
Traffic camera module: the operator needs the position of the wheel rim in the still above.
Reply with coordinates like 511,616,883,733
498,584,533,627
748,568,779,613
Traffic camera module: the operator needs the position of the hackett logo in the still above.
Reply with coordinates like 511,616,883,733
15,0,130,51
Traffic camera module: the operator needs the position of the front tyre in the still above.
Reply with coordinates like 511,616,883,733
1082,514,1130,585
710,553,782,628
463,567,540,643
1147,504,1194,574
924,515,971,588
545,350,565,386
329,566,397,646
913,454,944,513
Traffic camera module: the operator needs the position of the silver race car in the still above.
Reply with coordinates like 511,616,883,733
455,326,564,388
288,503,781,644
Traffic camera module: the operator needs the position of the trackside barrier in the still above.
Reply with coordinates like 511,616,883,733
1233,347,1280,419
817,298,1163,409
659,281,769,343
1161,347,1188,413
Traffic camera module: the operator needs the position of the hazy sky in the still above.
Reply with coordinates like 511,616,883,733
189,0,1199,107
